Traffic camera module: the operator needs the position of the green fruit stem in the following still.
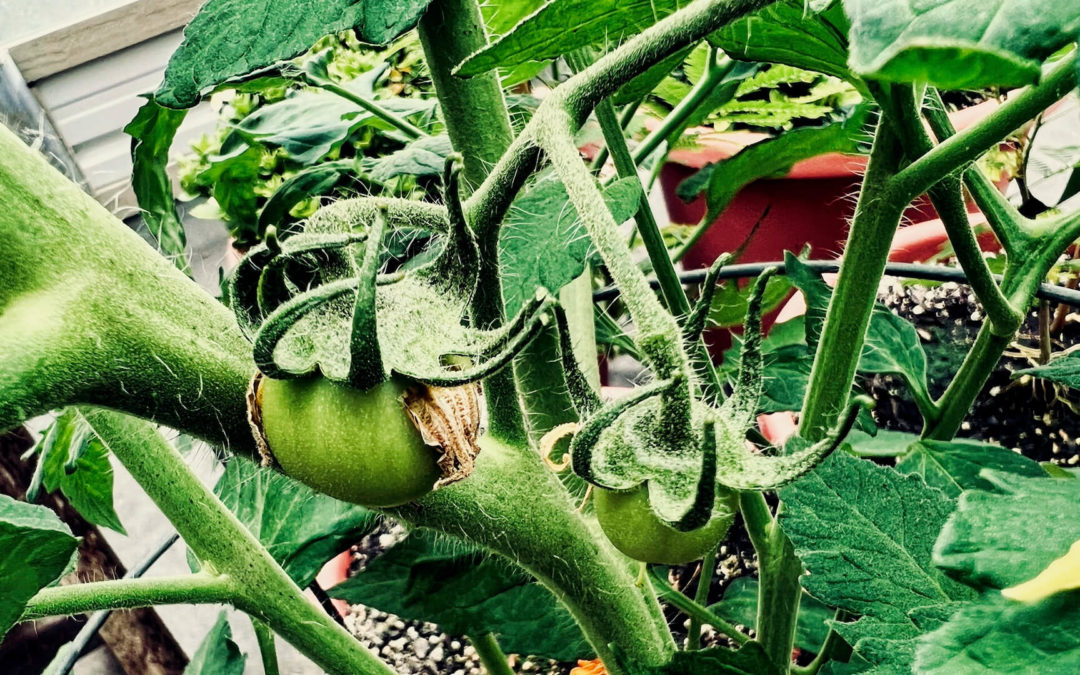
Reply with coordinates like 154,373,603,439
392,436,676,673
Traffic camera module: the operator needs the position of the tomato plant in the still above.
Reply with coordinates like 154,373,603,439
3,0,1080,674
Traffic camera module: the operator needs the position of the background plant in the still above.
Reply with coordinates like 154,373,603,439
2,1,1080,674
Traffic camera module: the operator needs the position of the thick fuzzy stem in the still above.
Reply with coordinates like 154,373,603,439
800,120,906,440
393,436,676,673
0,124,254,452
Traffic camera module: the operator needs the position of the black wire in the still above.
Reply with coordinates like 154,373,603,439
51,532,180,675
592,260,1080,308
308,579,348,628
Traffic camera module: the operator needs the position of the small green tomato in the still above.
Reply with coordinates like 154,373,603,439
594,484,736,565
259,376,440,507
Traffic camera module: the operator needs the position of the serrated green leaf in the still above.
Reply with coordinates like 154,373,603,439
213,457,377,588
708,276,793,328
329,531,589,661
125,97,189,274
499,174,642,315
915,591,1080,674
783,254,832,352
456,0,683,77
34,409,125,534
843,0,1080,89
363,134,453,183
760,344,813,413
1016,351,1080,390
860,305,930,404
157,0,435,108
185,612,246,675
934,472,1080,590
258,160,355,235
232,81,434,164
713,0,854,82
677,105,870,225
709,577,833,654
897,439,1047,499
0,494,79,641
779,452,976,622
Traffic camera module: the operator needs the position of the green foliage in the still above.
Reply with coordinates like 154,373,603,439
713,0,854,83
30,408,126,534
707,276,793,329
125,97,190,273
185,612,247,675
677,103,870,223
213,457,378,587
157,0,435,107
844,0,1080,88
709,577,834,655
896,439,1048,499
1016,350,1080,389
456,0,683,77
779,452,976,622
0,495,79,641
499,174,642,315
329,531,590,661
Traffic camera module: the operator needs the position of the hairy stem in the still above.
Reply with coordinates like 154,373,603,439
417,0,526,443
740,492,802,670
393,436,677,673
893,55,1077,205
688,548,718,649
21,573,234,621
253,619,281,675
77,411,395,675
649,566,749,646
317,80,428,139
468,633,515,675
800,118,906,439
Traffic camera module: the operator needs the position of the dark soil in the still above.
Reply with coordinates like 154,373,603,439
867,280,1080,466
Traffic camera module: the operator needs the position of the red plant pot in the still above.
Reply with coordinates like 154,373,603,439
661,99,1007,359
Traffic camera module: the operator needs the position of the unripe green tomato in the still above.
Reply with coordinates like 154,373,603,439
259,376,440,507
594,484,736,565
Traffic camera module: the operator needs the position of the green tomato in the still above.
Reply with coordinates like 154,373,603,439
594,484,735,565
259,376,440,507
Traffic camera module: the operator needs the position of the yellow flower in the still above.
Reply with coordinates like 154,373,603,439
570,658,607,675
1002,539,1080,603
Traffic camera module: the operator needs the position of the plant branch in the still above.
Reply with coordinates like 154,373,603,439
893,55,1077,205
21,573,235,622
253,618,281,675
633,48,733,167
738,492,802,668
317,80,428,140
921,88,1032,256
688,548,718,649
76,410,395,675
468,633,515,675
925,324,1013,441
800,117,906,440
649,567,749,646
880,84,1022,337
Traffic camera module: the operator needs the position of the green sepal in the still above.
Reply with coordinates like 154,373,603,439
682,252,732,346
649,417,718,532
253,278,358,379
721,267,777,434
554,303,603,417
347,208,387,389
716,395,871,490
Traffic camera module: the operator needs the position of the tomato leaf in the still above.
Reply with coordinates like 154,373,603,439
257,160,357,236
124,97,189,274
499,173,642,315
896,439,1047,499
779,452,976,622
707,275,793,328
329,531,590,661
363,135,454,183
934,471,1080,590
843,0,1080,88
32,408,126,535
0,494,79,641
677,104,871,225
1016,351,1080,390
455,0,684,78
213,457,378,588
713,0,854,83
185,612,246,675
156,0,436,108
